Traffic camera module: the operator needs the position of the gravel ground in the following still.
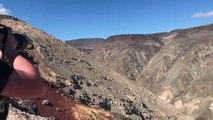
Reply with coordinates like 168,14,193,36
7,106,47,120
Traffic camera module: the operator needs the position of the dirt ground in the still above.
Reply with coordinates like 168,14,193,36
33,81,113,120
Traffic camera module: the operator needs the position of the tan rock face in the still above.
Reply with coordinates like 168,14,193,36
174,100,183,109
158,86,173,102
73,104,113,120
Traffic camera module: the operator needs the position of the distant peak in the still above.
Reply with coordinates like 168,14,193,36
106,33,168,41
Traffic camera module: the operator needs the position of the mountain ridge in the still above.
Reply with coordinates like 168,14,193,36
137,23,213,119
68,22,213,119
0,15,191,119
66,38,105,54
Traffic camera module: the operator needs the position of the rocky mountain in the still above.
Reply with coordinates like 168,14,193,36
67,34,166,80
137,24,213,120
66,38,104,54
68,23,213,120
68,34,166,81
0,15,191,119
90,34,167,81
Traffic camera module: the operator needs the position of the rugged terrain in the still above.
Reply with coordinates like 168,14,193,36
68,34,166,80
68,24,213,120
137,24,213,119
0,15,191,119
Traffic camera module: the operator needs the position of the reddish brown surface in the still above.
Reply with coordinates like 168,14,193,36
33,81,114,120
33,82,76,120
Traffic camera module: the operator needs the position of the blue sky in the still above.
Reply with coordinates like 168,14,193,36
0,0,213,40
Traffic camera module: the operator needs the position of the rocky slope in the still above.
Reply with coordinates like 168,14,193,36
137,24,213,120
68,23,213,120
0,15,191,119
66,38,104,54
68,34,166,80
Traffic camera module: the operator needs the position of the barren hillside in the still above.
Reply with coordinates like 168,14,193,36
0,15,191,120
68,34,166,80
137,24,213,119
68,23,213,120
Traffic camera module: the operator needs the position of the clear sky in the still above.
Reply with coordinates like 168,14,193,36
0,0,213,40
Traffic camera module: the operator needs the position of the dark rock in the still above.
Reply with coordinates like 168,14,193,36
86,82,92,87
79,93,92,105
11,99,39,115
99,98,111,111
122,100,145,119
62,87,76,98
56,81,66,88
71,74,86,89
71,74,86,81
72,80,82,89
141,102,148,109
